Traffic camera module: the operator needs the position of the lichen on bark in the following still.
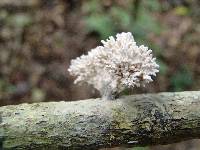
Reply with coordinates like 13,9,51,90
1,91,200,149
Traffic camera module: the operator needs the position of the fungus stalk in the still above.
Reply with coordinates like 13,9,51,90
68,32,159,100
100,83,119,100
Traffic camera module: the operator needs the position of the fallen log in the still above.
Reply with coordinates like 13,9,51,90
1,91,200,149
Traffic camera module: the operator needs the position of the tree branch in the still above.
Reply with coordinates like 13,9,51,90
1,91,200,149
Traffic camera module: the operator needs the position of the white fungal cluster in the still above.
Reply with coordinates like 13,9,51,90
68,32,159,99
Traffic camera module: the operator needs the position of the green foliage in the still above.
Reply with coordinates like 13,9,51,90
0,79,16,95
110,7,131,29
170,67,193,91
174,6,190,16
132,7,162,36
157,59,168,75
6,14,32,28
82,0,101,13
85,14,115,39
132,147,149,150
83,0,162,40
144,0,161,11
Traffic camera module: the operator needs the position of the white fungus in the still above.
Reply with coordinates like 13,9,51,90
68,32,159,100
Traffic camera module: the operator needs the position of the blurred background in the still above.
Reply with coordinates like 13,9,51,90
0,0,199,149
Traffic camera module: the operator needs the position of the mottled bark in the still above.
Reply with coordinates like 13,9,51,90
1,91,200,149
